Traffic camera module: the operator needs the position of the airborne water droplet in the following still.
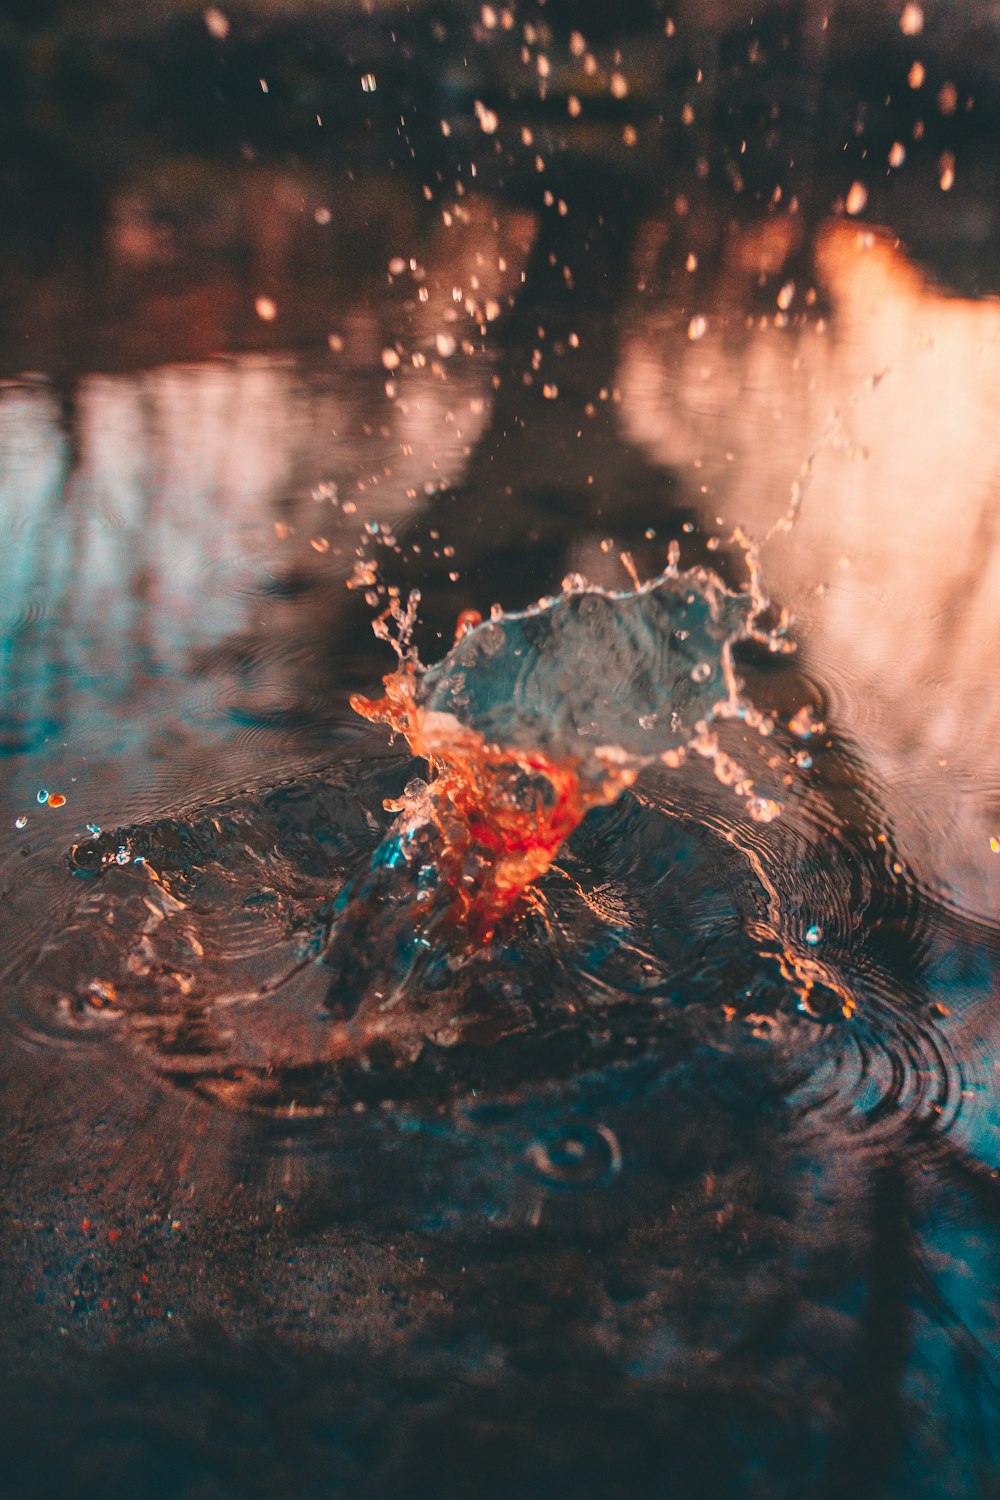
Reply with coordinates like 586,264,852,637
845,181,868,216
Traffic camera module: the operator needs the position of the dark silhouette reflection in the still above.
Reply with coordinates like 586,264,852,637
392,181,703,655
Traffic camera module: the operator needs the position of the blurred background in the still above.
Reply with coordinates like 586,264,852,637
3,0,1000,902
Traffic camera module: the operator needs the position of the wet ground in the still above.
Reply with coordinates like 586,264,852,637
2,4,1000,1497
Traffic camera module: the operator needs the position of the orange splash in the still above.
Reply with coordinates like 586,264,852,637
351,660,634,941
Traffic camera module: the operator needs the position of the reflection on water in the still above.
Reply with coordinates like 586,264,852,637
2,82,1000,1500
622,218,1000,916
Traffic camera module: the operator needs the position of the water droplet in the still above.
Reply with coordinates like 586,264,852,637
86,823,101,836
36,789,49,804
474,100,499,134
845,181,868,216
254,295,277,322
789,706,826,740
899,2,923,35
746,796,782,824
794,749,813,770
937,81,958,117
690,661,712,684
15,815,27,830
204,7,230,39
805,925,823,946
47,793,66,808
115,847,130,866
360,72,377,93
688,314,708,341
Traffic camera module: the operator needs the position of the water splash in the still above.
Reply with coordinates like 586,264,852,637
347,548,790,946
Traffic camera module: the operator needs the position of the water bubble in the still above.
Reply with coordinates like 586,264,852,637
805,925,823,946
527,1124,622,1187
36,789,49,804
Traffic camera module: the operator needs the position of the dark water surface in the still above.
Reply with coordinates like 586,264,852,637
3,5,1000,1497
